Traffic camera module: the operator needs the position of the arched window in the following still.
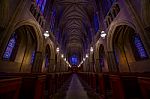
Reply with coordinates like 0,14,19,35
45,45,50,68
94,13,99,33
50,8,56,33
133,35,148,59
99,45,105,67
3,34,18,60
114,49,119,65
70,55,78,65
31,51,35,64
45,54,49,68
36,0,47,13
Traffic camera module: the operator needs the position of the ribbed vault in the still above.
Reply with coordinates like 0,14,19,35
53,0,97,62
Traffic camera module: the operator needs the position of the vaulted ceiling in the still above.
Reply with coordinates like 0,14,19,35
53,0,98,59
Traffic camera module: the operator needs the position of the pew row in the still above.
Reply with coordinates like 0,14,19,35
78,72,150,99
0,72,72,99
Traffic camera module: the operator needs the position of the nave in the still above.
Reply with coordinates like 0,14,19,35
0,0,150,99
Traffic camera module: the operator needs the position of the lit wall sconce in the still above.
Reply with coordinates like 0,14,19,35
43,31,49,38
101,31,107,38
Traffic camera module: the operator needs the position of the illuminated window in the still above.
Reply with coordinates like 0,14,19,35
94,13,99,33
70,55,78,65
99,56,104,67
36,0,47,13
31,51,35,64
45,54,49,68
114,50,119,64
133,35,148,59
3,34,17,60
50,9,56,33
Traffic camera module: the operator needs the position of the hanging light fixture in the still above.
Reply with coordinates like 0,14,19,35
64,58,66,61
90,47,93,52
43,31,49,38
56,47,59,52
61,54,64,58
83,58,85,61
100,31,107,38
86,54,88,58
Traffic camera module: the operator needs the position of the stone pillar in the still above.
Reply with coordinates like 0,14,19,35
107,51,119,72
83,62,86,72
95,59,102,72
48,59,55,72
32,51,43,73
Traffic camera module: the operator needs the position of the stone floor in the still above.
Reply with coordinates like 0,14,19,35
52,73,100,99
65,74,89,99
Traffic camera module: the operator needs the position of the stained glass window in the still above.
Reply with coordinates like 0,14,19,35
99,56,104,67
36,0,47,13
50,8,56,33
3,34,17,60
133,35,148,59
94,13,99,33
45,54,49,68
114,49,119,65
41,0,46,13
31,51,35,64
70,55,78,65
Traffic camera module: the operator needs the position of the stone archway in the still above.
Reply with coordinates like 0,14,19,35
0,25,39,72
44,38,55,72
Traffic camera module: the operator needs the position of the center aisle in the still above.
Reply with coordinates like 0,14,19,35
65,73,89,99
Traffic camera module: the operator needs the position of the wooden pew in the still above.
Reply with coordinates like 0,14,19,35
98,73,112,99
0,73,46,99
0,77,22,99
109,74,142,99
45,73,55,99
138,77,150,99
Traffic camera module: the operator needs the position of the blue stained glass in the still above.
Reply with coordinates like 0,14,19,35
36,0,40,4
41,0,46,13
134,35,148,59
70,55,78,65
31,51,35,64
3,35,17,60
114,50,119,64
94,14,99,33
100,57,104,67
45,55,49,68
36,0,46,13
50,9,56,32
38,0,44,8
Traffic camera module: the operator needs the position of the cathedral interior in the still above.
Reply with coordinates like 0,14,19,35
0,0,150,99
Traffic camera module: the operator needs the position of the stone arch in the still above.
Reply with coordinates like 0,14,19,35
0,24,39,72
44,38,55,72
13,19,43,52
42,44,51,72
95,40,104,72
107,20,136,51
106,20,137,72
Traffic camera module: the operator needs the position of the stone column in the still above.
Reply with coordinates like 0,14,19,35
48,59,55,72
32,51,43,73
95,59,102,73
107,51,119,72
